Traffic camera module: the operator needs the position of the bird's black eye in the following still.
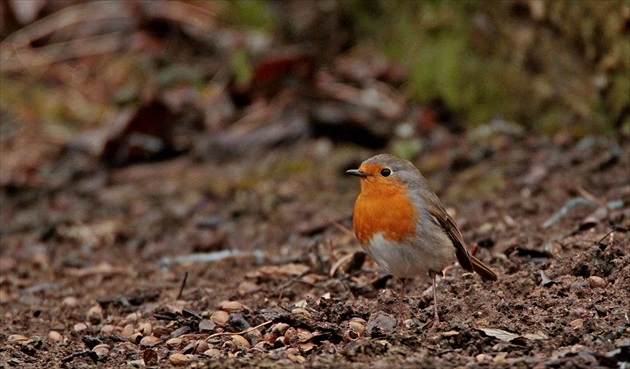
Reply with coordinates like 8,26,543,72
380,168,391,177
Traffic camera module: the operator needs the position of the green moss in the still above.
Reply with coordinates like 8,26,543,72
222,0,276,32
342,0,628,135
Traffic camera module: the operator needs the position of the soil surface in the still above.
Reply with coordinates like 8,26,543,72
1,132,628,369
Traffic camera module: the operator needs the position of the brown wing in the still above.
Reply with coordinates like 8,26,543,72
427,204,497,281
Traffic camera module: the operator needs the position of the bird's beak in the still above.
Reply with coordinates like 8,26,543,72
346,169,368,178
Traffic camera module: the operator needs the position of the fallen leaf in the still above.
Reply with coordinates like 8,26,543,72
479,328,549,343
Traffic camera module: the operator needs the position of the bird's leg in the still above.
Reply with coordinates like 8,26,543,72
397,278,406,327
428,270,440,326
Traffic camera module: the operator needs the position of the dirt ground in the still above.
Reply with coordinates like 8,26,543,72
1,131,628,369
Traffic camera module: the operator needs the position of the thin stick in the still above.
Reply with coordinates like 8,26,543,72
206,320,273,340
176,272,188,300
331,221,355,238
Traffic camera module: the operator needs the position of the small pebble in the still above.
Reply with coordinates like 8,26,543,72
231,334,251,348
211,310,229,326
169,353,190,366
92,344,110,356
138,322,152,336
574,308,589,318
299,341,315,353
139,335,159,347
199,319,216,332
290,307,312,319
86,305,103,324
152,326,171,338
296,328,313,342
169,325,191,338
129,332,143,344
284,327,298,345
100,324,115,334
73,323,88,333
8,334,29,342
203,348,221,358
587,276,607,288
272,323,289,335
125,312,141,323
120,324,134,338
166,337,183,349
476,354,488,362
570,318,584,328
48,331,63,342
221,301,244,312
194,340,210,354
62,297,79,307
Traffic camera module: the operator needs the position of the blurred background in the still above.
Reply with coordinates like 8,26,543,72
1,0,629,263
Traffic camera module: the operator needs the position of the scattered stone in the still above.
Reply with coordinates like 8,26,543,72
291,307,312,319
126,359,144,367
574,308,589,318
299,341,315,353
170,326,191,338
169,353,190,366
166,337,183,349
92,344,110,357
221,301,244,312
231,334,251,348
138,322,152,336
297,328,313,342
587,276,607,288
125,312,141,323
366,311,396,334
283,327,298,345
120,324,135,338
203,348,221,358
272,323,290,335
86,304,103,324
194,340,210,354
73,323,88,333
245,328,263,346
8,334,29,342
211,310,229,326
48,331,63,342
139,335,159,347
570,319,584,328
199,319,216,332
153,326,171,338
287,347,306,363
62,297,79,307
101,325,115,334
228,312,251,331
129,332,143,344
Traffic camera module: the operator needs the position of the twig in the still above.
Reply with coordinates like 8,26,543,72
176,272,188,300
596,230,616,245
1,2,126,52
206,320,273,340
576,185,607,208
331,221,355,238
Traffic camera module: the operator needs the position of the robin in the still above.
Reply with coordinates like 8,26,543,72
346,154,497,326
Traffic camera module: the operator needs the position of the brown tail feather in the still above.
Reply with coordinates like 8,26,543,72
469,254,497,281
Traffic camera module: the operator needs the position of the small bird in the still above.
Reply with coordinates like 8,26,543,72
347,154,497,326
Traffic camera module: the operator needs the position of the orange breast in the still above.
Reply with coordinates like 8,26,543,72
353,180,417,245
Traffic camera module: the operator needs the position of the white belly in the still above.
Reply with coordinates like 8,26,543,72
363,232,455,278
